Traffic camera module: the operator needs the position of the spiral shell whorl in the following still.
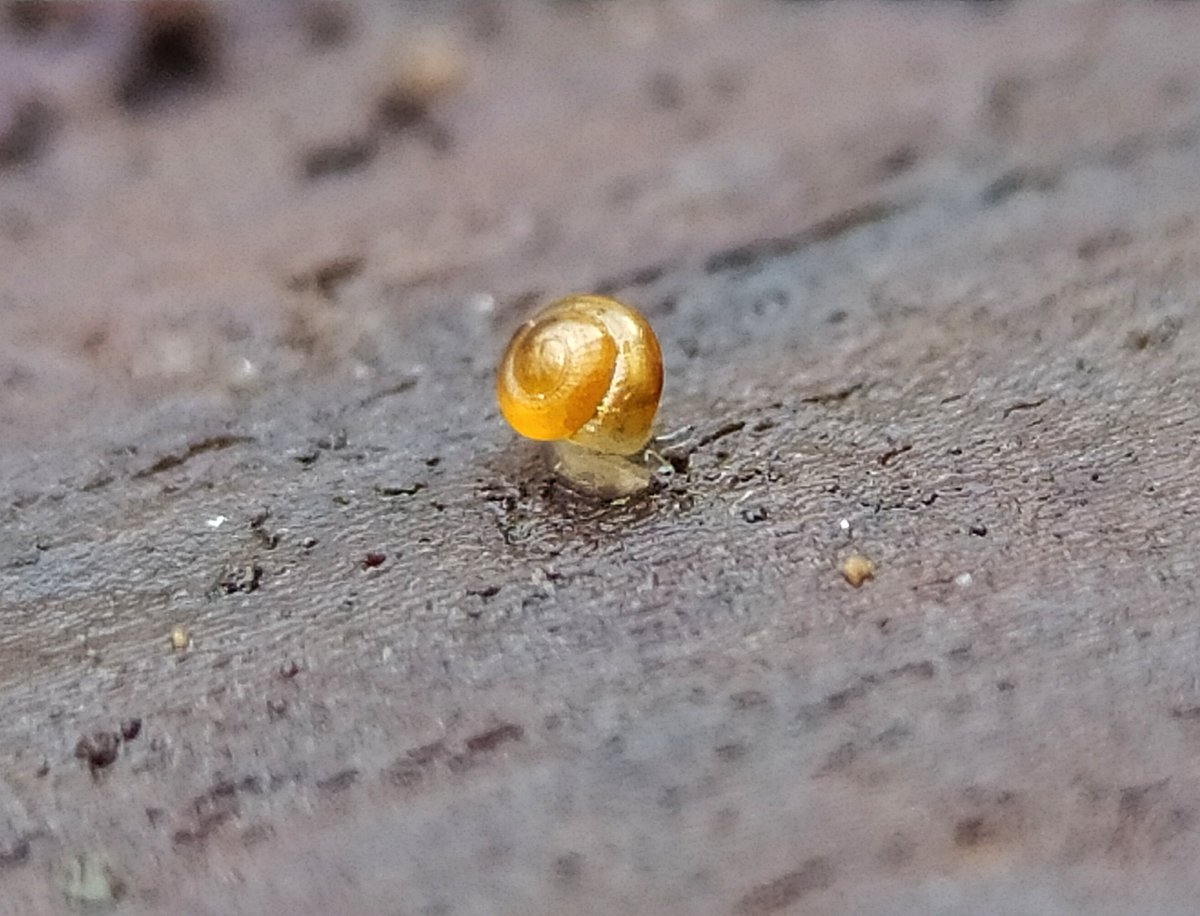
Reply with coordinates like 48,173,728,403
496,295,663,455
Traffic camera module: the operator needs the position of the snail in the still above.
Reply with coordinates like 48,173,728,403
496,294,663,456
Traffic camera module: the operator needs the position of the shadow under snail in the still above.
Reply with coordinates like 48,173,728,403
496,294,665,495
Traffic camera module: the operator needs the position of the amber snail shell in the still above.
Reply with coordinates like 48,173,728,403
496,294,663,455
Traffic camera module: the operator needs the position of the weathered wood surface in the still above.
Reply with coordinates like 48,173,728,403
2,2,1200,913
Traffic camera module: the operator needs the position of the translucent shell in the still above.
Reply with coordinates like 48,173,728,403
496,294,663,455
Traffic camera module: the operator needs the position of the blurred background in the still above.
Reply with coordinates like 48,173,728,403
6,0,1195,450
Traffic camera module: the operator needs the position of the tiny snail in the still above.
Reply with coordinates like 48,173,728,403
496,294,663,456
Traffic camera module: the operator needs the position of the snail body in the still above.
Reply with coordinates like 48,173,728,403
496,295,663,456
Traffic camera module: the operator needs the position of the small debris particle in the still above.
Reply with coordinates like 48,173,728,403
838,518,851,532
266,698,288,720
218,563,263,594
840,554,876,588
741,505,768,523
301,536,318,549
969,523,989,537
74,732,120,773
205,515,227,529
170,626,190,651
249,509,280,549
120,718,142,742
362,552,386,569
278,659,301,679
955,572,974,588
